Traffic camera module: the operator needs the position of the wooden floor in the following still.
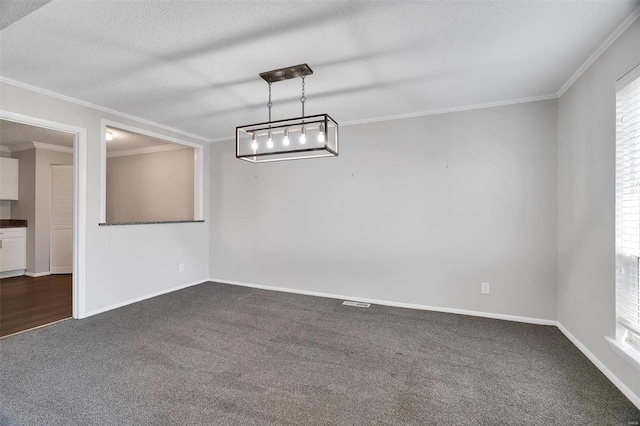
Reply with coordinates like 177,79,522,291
0,274,72,337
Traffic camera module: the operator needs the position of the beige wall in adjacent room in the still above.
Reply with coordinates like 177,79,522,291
0,201,10,219
10,149,36,272
106,147,194,223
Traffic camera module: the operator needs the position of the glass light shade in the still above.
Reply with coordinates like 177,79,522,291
236,114,338,163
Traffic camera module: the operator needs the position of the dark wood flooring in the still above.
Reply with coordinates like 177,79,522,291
0,274,72,337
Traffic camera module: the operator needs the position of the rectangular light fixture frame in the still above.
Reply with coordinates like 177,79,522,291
236,113,338,163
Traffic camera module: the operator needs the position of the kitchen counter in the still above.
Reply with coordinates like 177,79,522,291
0,219,27,228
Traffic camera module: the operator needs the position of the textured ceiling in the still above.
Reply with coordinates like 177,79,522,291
0,0,51,30
0,0,638,141
0,119,74,147
106,126,175,153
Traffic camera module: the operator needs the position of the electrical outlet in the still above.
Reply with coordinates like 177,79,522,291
481,282,490,295
178,263,184,273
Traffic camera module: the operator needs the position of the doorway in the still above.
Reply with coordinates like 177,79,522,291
0,112,87,337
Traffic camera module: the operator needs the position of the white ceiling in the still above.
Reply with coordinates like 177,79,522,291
0,119,74,148
106,126,174,153
0,0,638,141
0,0,51,30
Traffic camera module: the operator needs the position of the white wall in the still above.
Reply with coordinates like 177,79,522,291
557,19,640,403
0,81,210,314
210,99,559,321
106,148,194,223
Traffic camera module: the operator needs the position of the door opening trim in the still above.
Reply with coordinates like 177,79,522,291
0,110,87,318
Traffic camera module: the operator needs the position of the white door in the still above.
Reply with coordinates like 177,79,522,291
50,165,73,274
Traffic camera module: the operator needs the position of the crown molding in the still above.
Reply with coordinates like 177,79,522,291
207,93,559,143
204,5,640,140
32,141,73,153
8,141,74,153
106,143,188,158
341,94,558,127
7,142,35,152
0,76,210,143
0,145,10,153
209,135,235,143
2,5,639,143
556,5,640,97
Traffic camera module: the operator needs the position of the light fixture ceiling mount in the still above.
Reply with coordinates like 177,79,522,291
236,64,338,163
259,63,313,83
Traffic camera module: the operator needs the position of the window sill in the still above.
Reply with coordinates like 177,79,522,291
606,336,640,371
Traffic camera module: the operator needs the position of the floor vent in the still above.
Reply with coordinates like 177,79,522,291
342,301,371,308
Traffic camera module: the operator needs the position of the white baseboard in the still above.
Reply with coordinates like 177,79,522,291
82,279,208,318
557,323,640,410
0,269,27,279
208,278,558,326
24,271,51,277
215,278,640,409
75,276,640,411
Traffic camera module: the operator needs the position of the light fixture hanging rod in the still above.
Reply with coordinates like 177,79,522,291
260,64,313,83
267,80,272,122
300,72,306,117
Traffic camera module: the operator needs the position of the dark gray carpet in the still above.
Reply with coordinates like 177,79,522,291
0,282,638,425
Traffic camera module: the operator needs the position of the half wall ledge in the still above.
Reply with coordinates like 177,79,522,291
98,220,205,226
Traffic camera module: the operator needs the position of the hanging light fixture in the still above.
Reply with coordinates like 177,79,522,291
236,64,339,163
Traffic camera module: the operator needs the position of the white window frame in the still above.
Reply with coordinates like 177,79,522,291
99,119,204,223
612,63,640,370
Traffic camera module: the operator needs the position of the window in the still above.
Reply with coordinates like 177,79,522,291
616,65,640,349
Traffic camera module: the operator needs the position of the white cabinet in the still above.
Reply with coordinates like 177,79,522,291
0,157,19,200
0,227,26,273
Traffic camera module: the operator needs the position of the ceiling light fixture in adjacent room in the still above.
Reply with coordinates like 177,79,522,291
236,64,338,163
106,131,113,141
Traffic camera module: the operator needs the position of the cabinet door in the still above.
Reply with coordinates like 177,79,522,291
0,238,26,272
0,158,19,200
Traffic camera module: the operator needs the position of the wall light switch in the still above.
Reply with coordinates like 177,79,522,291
179,263,185,273
481,282,490,295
